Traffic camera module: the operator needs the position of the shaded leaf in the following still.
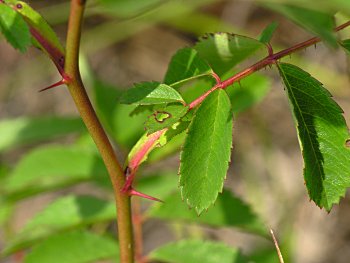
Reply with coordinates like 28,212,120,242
148,190,266,236
226,73,271,114
99,0,162,18
277,63,350,211
119,81,184,105
137,173,178,199
259,21,278,43
265,4,337,47
149,239,248,263
0,4,31,52
194,33,265,76
248,248,281,263
145,103,189,134
24,231,119,263
341,39,350,54
2,195,116,255
0,117,84,153
164,47,213,87
179,89,233,214
3,145,107,200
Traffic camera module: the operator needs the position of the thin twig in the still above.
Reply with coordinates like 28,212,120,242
189,20,350,109
270,229,285,263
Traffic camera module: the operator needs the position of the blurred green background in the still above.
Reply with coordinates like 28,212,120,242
0,0,350,262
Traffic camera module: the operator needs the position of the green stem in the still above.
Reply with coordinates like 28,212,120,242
65,1,134,262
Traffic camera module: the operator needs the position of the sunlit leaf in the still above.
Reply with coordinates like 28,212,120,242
179,89,233,214
145,103,189,134
0,4,31,52
277,63,350,211
119,81,185,105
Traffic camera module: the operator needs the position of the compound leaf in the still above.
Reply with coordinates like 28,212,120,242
119,81,185,105
24,231,118,263
277,63,350,211
194,33,265,76
0,4,31,52
164,47,214,87
179,89,233,214
149,239,248,263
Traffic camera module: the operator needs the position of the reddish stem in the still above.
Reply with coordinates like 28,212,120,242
189,20,350,109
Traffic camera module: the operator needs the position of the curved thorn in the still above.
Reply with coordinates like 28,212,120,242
39,79,66,92
129,189,163,203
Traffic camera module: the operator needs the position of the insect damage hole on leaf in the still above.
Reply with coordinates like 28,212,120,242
345,139,350,148
153,111,172,123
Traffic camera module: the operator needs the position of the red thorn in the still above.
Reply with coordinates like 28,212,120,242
129,189,163,203
39,79,67,92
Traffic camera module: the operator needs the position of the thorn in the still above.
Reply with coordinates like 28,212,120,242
129,188,163,202
314,43,317,49
238,81,242,88
38,79,67,92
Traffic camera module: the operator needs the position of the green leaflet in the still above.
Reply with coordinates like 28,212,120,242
194,33,265,76
264,3,337,47
2,195,116,256
145,103,189,134
179,89,233,214
259,21,278,43
0,3,31,52
164,47,214,87
4,0,65,72
119,81,185,105
148,190,267,236
149,239,248,263
277,63,350,211
24,231,119,263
